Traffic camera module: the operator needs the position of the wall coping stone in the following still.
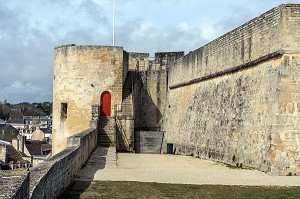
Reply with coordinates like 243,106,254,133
169,50,284,89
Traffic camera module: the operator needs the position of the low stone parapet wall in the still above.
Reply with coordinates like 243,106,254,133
27,128,97,199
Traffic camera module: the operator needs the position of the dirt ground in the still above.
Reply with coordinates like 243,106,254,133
75,147,300,186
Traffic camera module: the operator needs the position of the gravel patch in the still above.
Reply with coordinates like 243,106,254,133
77,148,300,186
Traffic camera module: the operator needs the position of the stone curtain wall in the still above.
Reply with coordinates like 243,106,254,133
1,128,97,199
134,70,167,130
273,54,300,174
169,5,283,87
164,4,300,174
165,59,280,172
128,52,150,71
52,45,124,154
30,128,97,199
134,52,184,130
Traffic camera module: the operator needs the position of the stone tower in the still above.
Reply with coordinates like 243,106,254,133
52,45,125,154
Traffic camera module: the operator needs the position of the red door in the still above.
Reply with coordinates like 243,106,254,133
100,91,111,116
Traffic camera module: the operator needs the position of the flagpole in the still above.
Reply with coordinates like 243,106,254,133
113,0,115,46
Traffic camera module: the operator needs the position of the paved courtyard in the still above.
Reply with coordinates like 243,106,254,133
75,147,300,186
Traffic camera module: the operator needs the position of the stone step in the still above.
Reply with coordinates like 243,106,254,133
81,146,117,169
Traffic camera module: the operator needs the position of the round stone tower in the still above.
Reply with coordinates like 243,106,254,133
52,44,125,154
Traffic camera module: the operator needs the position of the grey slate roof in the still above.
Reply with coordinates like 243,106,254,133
0,124,19,142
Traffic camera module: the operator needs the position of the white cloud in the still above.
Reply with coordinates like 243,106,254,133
0,0,298,103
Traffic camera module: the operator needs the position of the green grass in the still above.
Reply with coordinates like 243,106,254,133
60,181,300,199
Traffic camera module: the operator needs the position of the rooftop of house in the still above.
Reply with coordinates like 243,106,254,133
0,124,19,143
6,119,24,124
23,116,51,120
40,128,52,134
6,145,29,164
0,140,29,165
25,140,51,156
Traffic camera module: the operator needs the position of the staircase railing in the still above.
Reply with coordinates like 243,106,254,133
115,116,130,150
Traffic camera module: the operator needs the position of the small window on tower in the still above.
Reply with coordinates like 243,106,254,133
61,103,68,119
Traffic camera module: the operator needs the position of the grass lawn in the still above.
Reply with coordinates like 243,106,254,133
60,181,300,199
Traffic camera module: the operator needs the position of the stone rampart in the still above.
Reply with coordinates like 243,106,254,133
169,4,300,87
29,128,97,199
134,52,183,130
128,52,150,71
134,70,166,130
164,4,300,175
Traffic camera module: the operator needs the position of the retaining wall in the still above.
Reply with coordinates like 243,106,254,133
29,128,97,199
164,4,300,175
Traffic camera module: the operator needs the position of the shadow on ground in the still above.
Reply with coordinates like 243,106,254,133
59,147,109,199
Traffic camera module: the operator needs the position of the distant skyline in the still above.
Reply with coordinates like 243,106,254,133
0,0,299,103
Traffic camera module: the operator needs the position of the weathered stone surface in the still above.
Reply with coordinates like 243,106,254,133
164,4,300,175
133,52,184,130
52,45,125,154
30,128,97,199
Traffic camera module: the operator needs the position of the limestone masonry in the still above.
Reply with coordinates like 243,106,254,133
52,4,300,175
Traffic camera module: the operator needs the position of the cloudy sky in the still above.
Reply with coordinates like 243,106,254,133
0,0,299,104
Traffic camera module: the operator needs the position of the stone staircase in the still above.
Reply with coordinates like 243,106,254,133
80,146,117,169
91,146,117,169
99,116,116,147
121,71,135,117
74,146,117,182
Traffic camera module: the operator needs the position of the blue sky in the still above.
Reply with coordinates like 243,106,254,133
0,0,299,103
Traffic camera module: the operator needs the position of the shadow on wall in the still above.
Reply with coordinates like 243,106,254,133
59,147,109,199
134,71,163,131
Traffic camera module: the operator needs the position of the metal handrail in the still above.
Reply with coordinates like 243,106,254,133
115,117,130,150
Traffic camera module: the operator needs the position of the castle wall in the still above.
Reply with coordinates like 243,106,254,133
128,52,149,71
134,52,183,130
134,70,167,130
165,58,280,171
52,45,124,154
30,128,97,199
169,5,295,88
273,53,300,174
164,4,300,174
0,128,97,199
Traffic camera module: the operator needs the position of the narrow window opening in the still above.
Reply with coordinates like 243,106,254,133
61,103,68,119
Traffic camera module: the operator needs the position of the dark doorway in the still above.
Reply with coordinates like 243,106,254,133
100,91,111,116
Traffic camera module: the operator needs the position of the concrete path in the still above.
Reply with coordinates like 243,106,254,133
76,147,300,186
